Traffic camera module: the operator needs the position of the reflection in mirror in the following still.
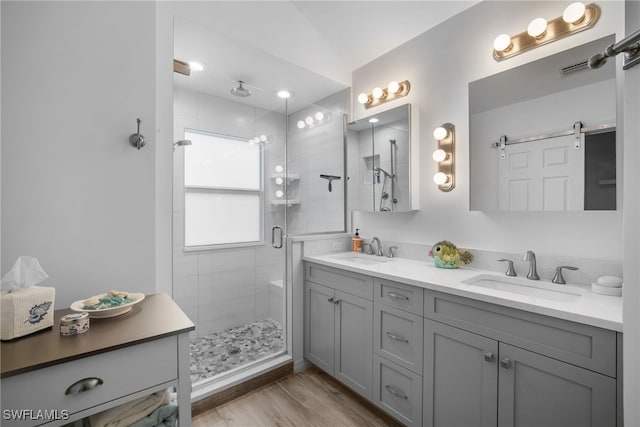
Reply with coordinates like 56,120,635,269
469,35,617,212
348,104,413,212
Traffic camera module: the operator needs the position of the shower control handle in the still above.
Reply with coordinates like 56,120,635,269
271,226,283,249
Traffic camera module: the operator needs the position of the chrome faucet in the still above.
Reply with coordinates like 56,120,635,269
552,266,579,284
524,251,539,280
370,237,384,256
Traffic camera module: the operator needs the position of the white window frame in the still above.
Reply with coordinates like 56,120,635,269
183,129,264,251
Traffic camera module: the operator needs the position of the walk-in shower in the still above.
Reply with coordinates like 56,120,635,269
172,15,348,402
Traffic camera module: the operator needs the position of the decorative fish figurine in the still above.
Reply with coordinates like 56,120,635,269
428,240,474,269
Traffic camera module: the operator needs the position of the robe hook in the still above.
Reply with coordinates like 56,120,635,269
129,118,146,150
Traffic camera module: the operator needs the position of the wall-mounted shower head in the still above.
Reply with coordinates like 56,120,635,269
173,140,192,151
231,81,251,97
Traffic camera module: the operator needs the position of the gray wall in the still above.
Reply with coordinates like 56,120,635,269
1,1,158,306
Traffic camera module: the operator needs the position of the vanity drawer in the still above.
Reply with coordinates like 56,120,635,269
374,303,423,375
374,278,423,315
373,354,422,427
1,336,177,423
306,263,373,299
424,290,617,377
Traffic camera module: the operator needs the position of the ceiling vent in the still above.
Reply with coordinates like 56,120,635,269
561,60,589,75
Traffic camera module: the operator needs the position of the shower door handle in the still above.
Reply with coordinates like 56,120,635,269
272,226,283,249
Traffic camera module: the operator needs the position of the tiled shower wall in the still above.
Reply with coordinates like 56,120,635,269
173,87,285,339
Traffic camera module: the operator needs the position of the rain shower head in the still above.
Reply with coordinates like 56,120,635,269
231,81,251,97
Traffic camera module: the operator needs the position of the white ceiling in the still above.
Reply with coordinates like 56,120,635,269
173,1,479,112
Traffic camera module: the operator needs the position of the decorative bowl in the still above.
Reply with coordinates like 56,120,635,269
70,292,145,318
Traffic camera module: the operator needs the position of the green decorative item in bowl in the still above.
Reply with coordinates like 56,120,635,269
429,240,474,269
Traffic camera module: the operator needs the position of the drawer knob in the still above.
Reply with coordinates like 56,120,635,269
500,358,512,369
386,291,409,301
385,384,408,400
385,331,409,343
328,297,334,303
65,377,104,395
484,352,495,363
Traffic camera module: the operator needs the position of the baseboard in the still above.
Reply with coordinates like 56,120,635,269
294,357,311,373
191,361,293,417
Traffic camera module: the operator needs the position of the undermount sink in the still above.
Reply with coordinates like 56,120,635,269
462,274,584,302
330,253,391,265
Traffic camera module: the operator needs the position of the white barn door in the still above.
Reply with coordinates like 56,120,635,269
498,134,585,211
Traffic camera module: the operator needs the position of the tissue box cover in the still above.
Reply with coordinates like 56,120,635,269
1,286,55,340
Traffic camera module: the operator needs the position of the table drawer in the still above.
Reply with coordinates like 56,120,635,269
1,336,177,423
373,355,422,427
306,263,373,299
424,290,616,377
374,303,423,375
374,278,423,315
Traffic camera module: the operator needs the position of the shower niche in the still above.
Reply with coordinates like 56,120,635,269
348,103,419,212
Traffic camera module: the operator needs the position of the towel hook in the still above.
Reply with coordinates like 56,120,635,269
129,118,146,150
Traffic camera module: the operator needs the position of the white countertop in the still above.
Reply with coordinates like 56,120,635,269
303,252,623,332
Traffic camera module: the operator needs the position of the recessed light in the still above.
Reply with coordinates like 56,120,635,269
277,90,292,99
188,61,204,72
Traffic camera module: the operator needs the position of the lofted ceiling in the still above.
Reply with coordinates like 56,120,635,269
173,1,479,112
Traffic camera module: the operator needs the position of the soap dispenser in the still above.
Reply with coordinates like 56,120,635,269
352,229,363,253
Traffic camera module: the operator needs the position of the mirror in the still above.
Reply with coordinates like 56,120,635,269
469,35,617,212
348,104,415,212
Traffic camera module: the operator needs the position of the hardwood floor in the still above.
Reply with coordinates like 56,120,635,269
192,366,402,427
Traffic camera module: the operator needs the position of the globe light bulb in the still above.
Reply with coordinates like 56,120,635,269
297,120,305,129
305,116,314,125
432,149,447,162
433,127,448,140
527,17,548,38
387,81,400,94
275,165,284,173
357,93,370,105
563,2,586,24
259,134,267,142
275,177,284,185
315,111,324,121
372,87,384,100
493,34,512,52
433,172,449,185
275,190,284,198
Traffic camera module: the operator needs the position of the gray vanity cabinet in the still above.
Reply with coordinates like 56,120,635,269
423,320,498,427
423,288,618,427
498,343,616,427
304,264,374,400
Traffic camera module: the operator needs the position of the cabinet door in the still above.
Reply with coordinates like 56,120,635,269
424,320,498,427
304,282,335,375
334,290,373,400
498,343,616,427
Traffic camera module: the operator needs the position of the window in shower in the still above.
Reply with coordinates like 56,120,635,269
183,129,263,248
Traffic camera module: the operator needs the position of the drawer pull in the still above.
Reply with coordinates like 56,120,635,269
65,377,104,395
500,358,512,369
328,297,334,303
333,299,341,305
386,291,409,301
385,331,409,343
385,384,408,400
484,352,495,363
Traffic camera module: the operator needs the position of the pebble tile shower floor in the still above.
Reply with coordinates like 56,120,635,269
190,319,284,384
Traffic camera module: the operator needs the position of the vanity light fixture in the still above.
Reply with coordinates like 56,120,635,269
357,80,411,109
432,123,455,192
493,2,600,61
